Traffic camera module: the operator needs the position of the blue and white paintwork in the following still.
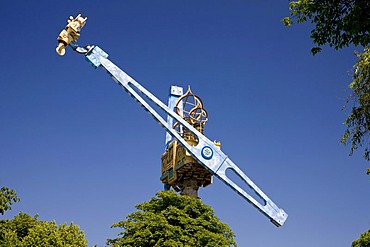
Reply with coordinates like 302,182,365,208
84,45,288,227
164,86,183,150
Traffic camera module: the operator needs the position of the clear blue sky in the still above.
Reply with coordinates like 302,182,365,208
1,1,369,246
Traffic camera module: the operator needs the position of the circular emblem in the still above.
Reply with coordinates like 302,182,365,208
201,146,213,160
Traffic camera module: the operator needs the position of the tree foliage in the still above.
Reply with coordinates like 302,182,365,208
0,212,88,247
107,190,236,247
283,0,370,169
0,187,20,215
352,230,370,247
282,0,370,55
341,48,370,161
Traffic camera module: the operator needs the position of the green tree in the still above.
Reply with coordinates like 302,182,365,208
0,212,37,246
341,48,370,163
282,0,370,170
21,221,87,247
282,0,370,54
107,190,236,247
0,187,20,215
0,212,88,247
352,230,370,247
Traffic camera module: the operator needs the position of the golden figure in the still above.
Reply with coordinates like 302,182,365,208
56,14,87,56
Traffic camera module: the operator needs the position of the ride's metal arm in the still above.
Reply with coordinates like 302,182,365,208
84,46,288,227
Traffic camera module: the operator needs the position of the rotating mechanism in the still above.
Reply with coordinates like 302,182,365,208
161,87,220,198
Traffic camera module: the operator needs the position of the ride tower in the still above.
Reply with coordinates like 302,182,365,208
161,87,220,198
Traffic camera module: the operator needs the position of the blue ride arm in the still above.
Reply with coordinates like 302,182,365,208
85,46,288,227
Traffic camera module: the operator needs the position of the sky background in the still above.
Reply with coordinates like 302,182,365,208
1,1,369,246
